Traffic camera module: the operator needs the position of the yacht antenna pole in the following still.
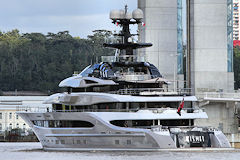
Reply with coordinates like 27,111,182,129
103,6,152,61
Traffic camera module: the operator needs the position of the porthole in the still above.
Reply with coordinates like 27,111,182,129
115,140,120,145
61,140,65,144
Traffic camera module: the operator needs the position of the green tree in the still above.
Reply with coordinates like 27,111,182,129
234,46,240,89
0,30,114,93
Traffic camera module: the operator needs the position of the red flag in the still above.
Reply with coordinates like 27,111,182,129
177,97,184,116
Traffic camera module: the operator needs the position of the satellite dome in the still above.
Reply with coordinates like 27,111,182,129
132,9,143,20
110,10,121,20
119,10,125,19
125,12,132,20
110,9,125,20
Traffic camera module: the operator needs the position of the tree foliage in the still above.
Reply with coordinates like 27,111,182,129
0,29,114,93
234,46,240,89
1,29,240,92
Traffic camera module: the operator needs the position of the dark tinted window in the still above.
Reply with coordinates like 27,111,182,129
32,120,94,128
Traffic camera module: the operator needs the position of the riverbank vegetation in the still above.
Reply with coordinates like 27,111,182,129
0,29,240,93
234,46,240,89
0,29,114,93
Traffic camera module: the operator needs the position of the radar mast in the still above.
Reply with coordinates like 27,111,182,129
103,5,152,61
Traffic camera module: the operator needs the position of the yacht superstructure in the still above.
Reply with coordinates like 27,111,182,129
18,6,231,150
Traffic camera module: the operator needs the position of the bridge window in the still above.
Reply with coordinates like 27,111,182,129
85,80,97,84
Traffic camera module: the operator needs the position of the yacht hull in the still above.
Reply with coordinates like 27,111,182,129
18,112,231,150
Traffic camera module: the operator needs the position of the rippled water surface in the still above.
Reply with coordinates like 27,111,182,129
0,143,240,160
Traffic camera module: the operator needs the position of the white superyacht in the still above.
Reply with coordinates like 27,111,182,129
18,7,231,151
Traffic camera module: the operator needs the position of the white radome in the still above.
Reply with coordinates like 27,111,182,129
132,9,143,20
125,12,132,19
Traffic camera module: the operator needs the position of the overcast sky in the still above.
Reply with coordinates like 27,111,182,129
0,0,137,38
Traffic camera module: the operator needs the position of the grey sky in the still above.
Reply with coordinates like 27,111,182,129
0,0,137,38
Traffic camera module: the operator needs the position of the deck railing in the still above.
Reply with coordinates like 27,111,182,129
17,107,202,113
101,55,145,62
109,88,192,96
16,106,51,113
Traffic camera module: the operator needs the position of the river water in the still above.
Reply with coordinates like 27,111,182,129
0,142,240,160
